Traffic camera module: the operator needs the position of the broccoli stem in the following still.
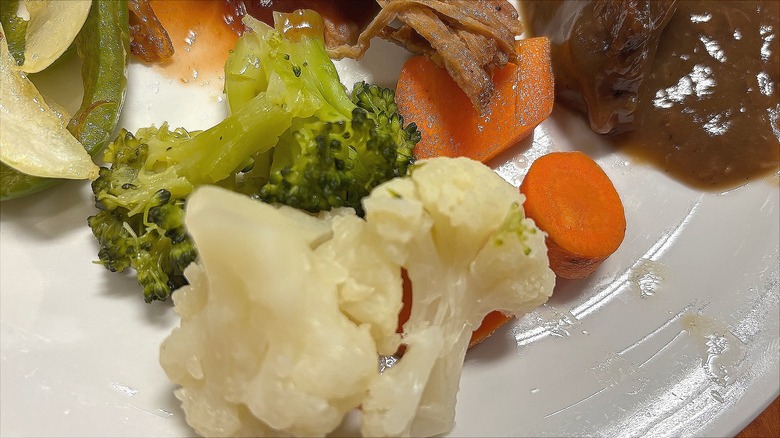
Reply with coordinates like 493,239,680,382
168,91,297,185
89,10,420,302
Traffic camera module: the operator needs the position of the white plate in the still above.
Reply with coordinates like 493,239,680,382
1,17,778,438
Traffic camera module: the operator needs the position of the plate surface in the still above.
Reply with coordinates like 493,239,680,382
1,20,778,438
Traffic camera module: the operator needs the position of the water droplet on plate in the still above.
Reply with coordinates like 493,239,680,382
628,258,666,298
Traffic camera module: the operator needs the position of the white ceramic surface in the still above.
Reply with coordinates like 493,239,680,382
1,24,778,438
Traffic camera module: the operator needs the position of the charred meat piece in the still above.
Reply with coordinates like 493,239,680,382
329,0,523,114
522,0,677,134
128,0,175,63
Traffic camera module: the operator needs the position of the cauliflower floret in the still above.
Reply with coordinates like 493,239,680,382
160,157,554,438
159,190,383,437
359,157,554,437
314,212,405,355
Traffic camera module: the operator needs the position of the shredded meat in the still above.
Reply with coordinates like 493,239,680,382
128,0,174,63
328,0,523,113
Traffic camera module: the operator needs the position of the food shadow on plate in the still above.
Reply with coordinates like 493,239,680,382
0,180,95,240
97,268,177,327
465,318,516,362
157,384,194,435
547,276,598,307
543,106,621,160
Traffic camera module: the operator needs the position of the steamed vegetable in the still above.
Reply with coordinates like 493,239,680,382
360,158,553,437
222,13,418,214
0,24,98,180
396,37,553,163
88,11,419,302
160,157,555,437
67,0,130,157
0,0,129,201
520,151,626,279
468,309,513,347
0,0,26,65
20,0,92,73
399,261,520,349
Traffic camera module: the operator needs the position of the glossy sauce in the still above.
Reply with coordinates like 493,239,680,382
148,0,378,85
617,1,779,188
222,0,379,38
524,1,780,189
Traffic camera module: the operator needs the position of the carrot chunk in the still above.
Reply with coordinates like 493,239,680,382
469,311,512,348
395,37,554,163
520,151,626,279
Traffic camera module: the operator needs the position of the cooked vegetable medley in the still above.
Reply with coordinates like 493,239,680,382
0,0,128,200
161,157,554,437
88,11,419,302
0,2,632,437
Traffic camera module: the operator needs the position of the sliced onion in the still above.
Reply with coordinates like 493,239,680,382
0,26,98,180
20,0,92,73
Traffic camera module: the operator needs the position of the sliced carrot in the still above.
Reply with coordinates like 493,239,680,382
520,151,626,279
397,269,513,348
469,311,513,348
395,37,553,163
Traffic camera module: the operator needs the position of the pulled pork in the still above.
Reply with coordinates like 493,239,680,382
328,0,523,114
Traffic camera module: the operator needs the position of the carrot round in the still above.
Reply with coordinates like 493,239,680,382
395,37,554,163
520,151,626,279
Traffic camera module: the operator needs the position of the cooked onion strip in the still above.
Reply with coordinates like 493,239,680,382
20,0,92,73
0,26,98,180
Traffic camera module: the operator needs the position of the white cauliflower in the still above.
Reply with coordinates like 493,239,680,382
160,157,555,437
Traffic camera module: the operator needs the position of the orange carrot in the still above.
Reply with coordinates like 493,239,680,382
469,311,513,348
395,37,554,163
520,151,626,279
397,269,514,348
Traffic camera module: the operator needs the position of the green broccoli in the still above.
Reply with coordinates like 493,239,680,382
252,83,419,214
88,10,419,302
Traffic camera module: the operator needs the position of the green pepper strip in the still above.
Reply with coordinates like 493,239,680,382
0,0,27,65
0,0,129,201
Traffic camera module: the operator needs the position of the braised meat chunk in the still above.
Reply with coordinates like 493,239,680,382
523,0,678,134
330,0,524,114
128,0,174,63
524,0,779,188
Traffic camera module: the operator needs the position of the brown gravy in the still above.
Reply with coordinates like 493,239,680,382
618,1,779,189
524,1,780,189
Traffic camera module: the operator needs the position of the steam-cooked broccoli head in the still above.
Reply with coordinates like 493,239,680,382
88,10,419,302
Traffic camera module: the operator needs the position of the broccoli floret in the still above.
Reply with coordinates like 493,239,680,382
257,86,417,215
88,10,419,302
224,12,418,214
